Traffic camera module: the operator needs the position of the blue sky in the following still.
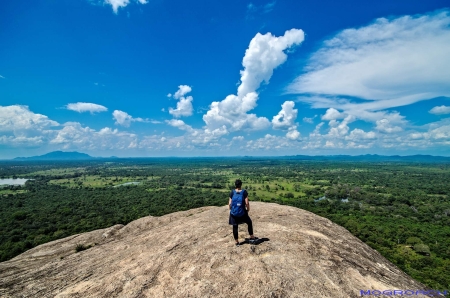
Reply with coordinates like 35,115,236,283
1,0,449,158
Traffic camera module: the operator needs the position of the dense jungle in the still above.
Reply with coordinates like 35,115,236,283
1,157,449,289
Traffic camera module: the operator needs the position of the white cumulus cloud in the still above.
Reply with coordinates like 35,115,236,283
113,110,147,127
105,0,129,13
103,0,147,14
0,105,59,132
321,108,344,121
0,136,44,146
238,29,304,97
345,128,376,141
0,105,142,151
286,128,300,140
66,102,108,114
245,134,296,151
376,118,403,133
51,122,138,150
429,105,450,115
203,29,304,135
166,119,194,132
272,101,298,130
168,85,194,118
327,116,355,137
173,85,192,99
272,101,300,140
427,123,450,140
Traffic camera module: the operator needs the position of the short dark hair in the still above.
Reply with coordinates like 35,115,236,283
235,179,242,188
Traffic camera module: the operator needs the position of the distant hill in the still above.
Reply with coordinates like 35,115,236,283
296,154,450,162
243,154,450,163
11,152,450,162
14,151,94,161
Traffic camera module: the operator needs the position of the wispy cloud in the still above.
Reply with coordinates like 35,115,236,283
247,3,257,13
0,75,5,79
66,102,108,114
290,10,450,113
246,1,276,18
263,1,276,13
303,115,316,124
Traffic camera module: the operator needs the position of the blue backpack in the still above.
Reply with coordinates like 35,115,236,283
230,189,246,217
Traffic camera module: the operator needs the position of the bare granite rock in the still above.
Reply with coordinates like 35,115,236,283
0,202,434,297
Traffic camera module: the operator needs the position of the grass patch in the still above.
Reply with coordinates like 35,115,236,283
75,243,92,253
49,175,144,188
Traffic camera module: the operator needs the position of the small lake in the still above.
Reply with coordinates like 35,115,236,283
314,196,326,202
314,196,349,203
113,182,141,187
0,178,30,186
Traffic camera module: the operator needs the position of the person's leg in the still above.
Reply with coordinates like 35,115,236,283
233,225,239,243
246,217,255,239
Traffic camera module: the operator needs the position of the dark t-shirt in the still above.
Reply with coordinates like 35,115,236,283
229,189,248,199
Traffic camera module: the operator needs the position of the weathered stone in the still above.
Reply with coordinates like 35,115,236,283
0,203,433,297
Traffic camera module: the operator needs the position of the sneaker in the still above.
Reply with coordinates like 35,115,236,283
235,242,240,247
248,237,259,244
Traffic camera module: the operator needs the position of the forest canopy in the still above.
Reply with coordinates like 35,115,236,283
0,158,449,289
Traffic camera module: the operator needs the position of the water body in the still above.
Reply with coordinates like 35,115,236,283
113,182,141,187
314,196,326,202
314,196,350,203
0,178,30,186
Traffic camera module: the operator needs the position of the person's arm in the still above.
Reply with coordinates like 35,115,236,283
228,197,232,210
245,193,250,212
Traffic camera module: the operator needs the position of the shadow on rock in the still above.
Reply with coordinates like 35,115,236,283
243,237,270,245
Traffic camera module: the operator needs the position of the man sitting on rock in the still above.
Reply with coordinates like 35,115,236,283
228,179,257,246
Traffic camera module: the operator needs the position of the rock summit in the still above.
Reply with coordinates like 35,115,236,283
0,202,431,297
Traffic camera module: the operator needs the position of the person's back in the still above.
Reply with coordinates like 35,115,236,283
228,179,257,246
